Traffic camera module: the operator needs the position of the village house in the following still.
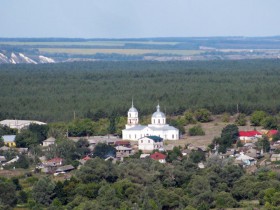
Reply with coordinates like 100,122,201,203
239,131,262,143
42,137,56,147
271,154,280,162
140,154,150,159
43,157,63,167
55,165,75,173
235,152,257,167
138,136,164,152
245,148,261,159
0,156,6,163
2,135,16,147
115,140,131,147
150,152,167,163
115,146,133,158
78,156,91,166
270,141,280,152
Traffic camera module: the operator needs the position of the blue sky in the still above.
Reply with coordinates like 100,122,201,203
0,0,279,38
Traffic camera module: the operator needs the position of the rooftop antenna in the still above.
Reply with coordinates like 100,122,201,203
132,97,134,107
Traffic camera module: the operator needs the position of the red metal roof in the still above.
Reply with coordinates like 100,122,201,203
239,131,262,137
150,152,166,160
82,156,91,161
47,157,63,163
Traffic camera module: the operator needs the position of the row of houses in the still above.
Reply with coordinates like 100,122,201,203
239,129,278,143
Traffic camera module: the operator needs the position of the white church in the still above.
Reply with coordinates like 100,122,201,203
122,102,179,141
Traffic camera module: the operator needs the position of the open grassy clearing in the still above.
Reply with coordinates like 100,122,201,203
167,115,261,148
39,48,203,55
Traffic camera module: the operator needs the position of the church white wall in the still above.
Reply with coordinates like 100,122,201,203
122,127,179,141
138,137,163,151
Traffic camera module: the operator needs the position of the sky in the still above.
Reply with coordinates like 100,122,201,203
0,0,279,38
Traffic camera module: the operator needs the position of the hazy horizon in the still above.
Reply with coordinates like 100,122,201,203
1,0,279,38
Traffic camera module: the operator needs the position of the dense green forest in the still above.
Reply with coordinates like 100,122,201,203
2,155,280,210
1,60,280,122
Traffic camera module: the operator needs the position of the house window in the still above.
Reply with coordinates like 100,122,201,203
148,140,150,143
129,134,131,139
135,134,136,139
154,119,155,124
172,134,174,139
141,140,143,143
158,119,160,123
129,113,131,117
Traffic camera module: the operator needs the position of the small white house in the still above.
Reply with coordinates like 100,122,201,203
42,137,56,147
150,152,167,163
271,154,280,162
138,136,163,151
235,152,256,166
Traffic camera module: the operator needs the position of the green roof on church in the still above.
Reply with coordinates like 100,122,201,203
147,136,163,142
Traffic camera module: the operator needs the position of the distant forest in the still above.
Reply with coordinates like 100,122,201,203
1,60,280,122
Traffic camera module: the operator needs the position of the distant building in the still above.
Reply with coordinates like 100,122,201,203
122,102,179,141
235,152,256,166
138,136,164,151
2,135,16,147
115,146,133,158
56,165,75,173
115,140,131,147
239,131,262,143
0,119,46,130
150,152,167,163
44,157,63,167
271,154,280,162
42,137,56,147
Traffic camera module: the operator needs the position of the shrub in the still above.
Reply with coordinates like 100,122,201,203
189,125,205,136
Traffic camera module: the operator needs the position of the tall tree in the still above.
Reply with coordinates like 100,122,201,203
32,177,56,206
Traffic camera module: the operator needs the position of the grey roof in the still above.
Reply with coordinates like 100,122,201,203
0,156,6,162
115,146,132,151
125,124,178,132
125,125,147,131
56,165,75,172
2,135,16,143
43,137,56,142
148,125,178,131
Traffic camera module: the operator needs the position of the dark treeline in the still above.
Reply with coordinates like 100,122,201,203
1,60,280,122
